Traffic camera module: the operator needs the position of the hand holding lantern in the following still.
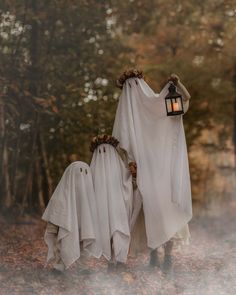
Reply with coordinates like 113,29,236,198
167,73,180,86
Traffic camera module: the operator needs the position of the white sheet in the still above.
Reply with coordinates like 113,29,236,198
112,78,192,249
42,161,102,269
90,143,133,262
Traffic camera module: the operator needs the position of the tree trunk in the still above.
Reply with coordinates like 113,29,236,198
2,140,12,208
21,0,41,214
0,94,12,208
0,96,4,191
11,126,21,203
21,115,38,214
39,130,53,201
35,148,45,213
234,100,236,167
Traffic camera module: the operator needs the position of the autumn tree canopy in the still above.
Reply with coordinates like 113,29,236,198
0,0,235,213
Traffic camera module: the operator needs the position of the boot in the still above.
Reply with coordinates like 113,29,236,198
162,240,174,273
107,260,116,272
116,261,127,271
149,249,160,267
162,254,173,273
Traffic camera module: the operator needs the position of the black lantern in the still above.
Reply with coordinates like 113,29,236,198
165,82,184,116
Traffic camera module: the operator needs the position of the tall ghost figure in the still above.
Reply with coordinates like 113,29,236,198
112,73,193,251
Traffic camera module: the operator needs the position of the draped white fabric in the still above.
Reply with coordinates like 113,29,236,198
42,161,102,269
112,78,192,249
90,144,133,262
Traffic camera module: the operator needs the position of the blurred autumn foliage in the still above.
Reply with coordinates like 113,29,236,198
0,0,235,214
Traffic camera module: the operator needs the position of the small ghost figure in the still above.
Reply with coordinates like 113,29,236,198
42,161,102,272
90,139,133,269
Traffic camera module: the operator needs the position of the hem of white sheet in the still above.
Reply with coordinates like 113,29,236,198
100,230,130,263
170,235,191,250
101,252,128,264
83,247,102,259
147,215,192,250
61,254,81,270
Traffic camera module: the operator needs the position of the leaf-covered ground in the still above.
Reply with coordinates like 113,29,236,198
0,201,236,295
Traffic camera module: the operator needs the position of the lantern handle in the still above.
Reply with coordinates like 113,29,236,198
168,81,176,93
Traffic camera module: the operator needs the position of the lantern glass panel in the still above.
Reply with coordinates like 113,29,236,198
166,99,173,113
172,97,182,111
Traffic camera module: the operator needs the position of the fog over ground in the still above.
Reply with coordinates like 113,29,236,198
0,197,235,295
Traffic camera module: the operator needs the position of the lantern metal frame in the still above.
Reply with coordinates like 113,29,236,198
165,82,184,116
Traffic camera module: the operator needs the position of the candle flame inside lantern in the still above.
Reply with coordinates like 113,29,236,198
172,102,180,111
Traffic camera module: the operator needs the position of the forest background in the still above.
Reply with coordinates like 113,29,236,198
0,0,236,215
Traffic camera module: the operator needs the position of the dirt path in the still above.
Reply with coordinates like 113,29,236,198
0,201,236,295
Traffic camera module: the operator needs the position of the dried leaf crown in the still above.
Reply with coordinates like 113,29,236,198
90,134,119,153
116,69,144,89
